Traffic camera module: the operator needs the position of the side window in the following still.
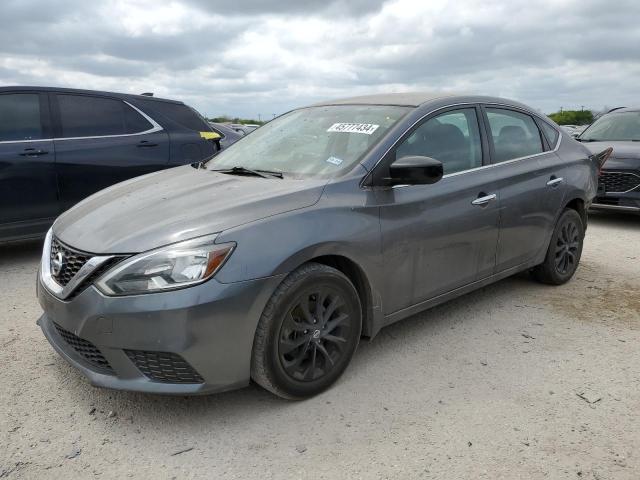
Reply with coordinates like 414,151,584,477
485,108,544,162
57,95,152,138
539,121,560,148
395,108,482,175
138,100,210,131
0,93,43,141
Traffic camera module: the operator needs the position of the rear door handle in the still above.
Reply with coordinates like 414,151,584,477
546,176,564,187
19,148,49,157
137,140,158,148
471,193,497,206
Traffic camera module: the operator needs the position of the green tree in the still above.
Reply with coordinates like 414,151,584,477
548,110,593,125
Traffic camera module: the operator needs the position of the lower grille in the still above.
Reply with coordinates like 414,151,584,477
600,171,640,193
54,323,113,373
125,350,204,384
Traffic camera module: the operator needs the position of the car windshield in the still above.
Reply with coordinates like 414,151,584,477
580,111,640,141
206,105,410,178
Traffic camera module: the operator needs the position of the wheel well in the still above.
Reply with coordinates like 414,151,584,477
565,198,587,230
308,255,374,338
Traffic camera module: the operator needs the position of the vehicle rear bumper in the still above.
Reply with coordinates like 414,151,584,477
37,273,285,395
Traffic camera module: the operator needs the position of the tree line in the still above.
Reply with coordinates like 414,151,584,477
547,110,594,125
208,116,265,125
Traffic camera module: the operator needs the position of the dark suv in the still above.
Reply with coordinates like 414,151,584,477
0,86,223,243
578,107,640,213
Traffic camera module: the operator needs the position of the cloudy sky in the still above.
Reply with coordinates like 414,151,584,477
1,0,638,119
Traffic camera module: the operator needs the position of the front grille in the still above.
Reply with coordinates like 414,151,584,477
600,171,640,193
125,350,204,384
50,238,91,286
66,257,122,300
54,323,113,373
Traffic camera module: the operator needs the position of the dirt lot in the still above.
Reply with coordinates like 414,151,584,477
1,212,638,479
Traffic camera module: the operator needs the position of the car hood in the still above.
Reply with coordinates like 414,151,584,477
582,141,640,160
54,166,327,254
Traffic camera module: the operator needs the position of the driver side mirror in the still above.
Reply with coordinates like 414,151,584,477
385,156,444,186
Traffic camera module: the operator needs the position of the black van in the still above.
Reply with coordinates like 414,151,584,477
0,86,226,243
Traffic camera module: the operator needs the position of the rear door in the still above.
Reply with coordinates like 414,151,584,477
482,106,566,272
134,99,218,164
0,91,58,240
51,93,170,211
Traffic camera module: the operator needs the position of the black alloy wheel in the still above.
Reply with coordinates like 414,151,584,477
554,218,580,275
251,263,362,399
533,208,584,285
278,287,352,382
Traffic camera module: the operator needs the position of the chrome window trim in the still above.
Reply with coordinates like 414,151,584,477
380,102,562,189
0,137,52,145
0,100,162,145
40,229,114,300
600,170,640,194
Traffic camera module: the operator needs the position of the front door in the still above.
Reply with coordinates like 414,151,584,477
375,107,500,314
0,92,59,240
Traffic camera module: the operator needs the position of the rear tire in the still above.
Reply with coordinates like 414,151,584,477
251,263,362,399
533,208,584,285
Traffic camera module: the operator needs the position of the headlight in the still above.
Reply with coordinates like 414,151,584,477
96,235,234,296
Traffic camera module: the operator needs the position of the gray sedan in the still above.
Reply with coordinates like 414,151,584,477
37,93,601,399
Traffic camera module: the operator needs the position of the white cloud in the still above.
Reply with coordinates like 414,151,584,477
0,0,637,118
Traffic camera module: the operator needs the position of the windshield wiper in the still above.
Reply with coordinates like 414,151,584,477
211,166,284,179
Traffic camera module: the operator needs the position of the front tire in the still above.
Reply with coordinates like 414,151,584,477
533,208,584,285
251,263,362,399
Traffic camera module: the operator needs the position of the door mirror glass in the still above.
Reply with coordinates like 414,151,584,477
387,155,443,186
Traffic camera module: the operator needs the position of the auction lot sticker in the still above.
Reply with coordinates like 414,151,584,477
327,123,379,135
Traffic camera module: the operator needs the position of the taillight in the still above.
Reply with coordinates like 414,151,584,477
594,147,613,176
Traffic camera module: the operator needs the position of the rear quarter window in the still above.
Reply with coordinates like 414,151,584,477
138,100,210,132
539,121,560,148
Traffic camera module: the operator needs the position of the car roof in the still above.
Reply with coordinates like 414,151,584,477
311,92,458,107
606,107,640,113
0,85,183,104
309,92,538,112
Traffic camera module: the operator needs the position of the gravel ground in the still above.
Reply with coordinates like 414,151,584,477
1,212,638,479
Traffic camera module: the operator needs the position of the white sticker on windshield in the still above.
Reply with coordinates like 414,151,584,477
327,123,380,135
326,156,343,166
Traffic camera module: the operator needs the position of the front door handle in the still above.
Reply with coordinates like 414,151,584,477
471,193,497,206
546,176,564,187
19,148,49,157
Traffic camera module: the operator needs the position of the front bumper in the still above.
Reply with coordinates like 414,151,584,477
591,162,640,213
37,273,285,395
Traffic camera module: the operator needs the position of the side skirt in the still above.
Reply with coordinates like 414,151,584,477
372,259,540,336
